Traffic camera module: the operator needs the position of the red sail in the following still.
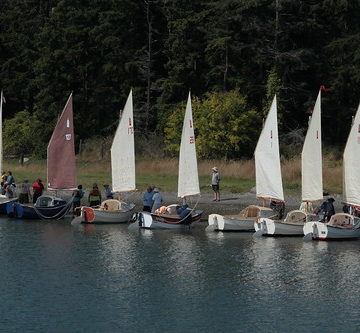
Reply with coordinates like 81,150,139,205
47,93,76,190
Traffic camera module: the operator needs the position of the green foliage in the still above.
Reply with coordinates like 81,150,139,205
0,0,359,158
3,111,42,156
164,90,261,159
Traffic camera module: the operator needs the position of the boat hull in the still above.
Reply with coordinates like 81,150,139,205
254,218,304,236
303,221,360,240
71,204,136,224
0,198,17,214
6,201,70,219
207,214,255,231
134,210,202,229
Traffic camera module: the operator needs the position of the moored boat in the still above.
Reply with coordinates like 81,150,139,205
71,90,136,225
207,95,284,232
133,92,202,229
6,93,76,220
304,103,360,240
207,205,276,232
72,199,135,224
304,213,360,240
255,89,323,236
6,195,71,219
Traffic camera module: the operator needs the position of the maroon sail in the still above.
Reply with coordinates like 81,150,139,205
47,93,76,190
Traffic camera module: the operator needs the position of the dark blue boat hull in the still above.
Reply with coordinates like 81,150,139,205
6,202,70,219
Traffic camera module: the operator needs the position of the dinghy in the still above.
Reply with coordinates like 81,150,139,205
7,195,70,219
207,96,283,232
133,92,202,229
7,94,75,219
256,90,323,236
304,103,360,240
72,90,136,224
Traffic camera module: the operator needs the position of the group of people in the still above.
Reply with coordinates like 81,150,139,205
72,183,115,211
0,171,45,204
143,186,163,213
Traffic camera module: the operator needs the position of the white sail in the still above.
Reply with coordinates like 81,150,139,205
343,103,360,206
178,92,200,198
255,95,284,201
301,90,323,202
111,90,136,192
0,91,3,174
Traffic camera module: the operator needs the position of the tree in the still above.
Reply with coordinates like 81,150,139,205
164,90,261,159
3,111,42,158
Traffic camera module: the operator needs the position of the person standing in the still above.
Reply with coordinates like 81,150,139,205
89,184,101,207
6,171,15,186
211,167,220,201
143,186,154,212
103,184,114,199
72,185,84,212
17,179,32,204
151,188,163,213
32,179,44,203
319,197,336,222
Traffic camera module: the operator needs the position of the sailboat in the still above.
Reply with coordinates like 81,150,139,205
7,93,75,219
207,95,283,232
255,90,323,236
304,103,360,240
133,92,202,229
71,90,135,224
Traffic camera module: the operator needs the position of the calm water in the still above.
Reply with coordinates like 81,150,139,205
0,218,360,332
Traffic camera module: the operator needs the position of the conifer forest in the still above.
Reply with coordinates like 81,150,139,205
0,0,359,159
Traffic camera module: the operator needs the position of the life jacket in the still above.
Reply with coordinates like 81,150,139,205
33,182,44,194
89,189,101,202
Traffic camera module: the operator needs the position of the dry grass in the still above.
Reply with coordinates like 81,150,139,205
3,154,343,194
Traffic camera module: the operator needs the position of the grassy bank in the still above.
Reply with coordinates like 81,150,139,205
3,154,342,194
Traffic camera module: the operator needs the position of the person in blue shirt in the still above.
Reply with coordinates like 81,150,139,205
103,184,114,199
143,186,154,212
151,188,163,213
72,184,84,213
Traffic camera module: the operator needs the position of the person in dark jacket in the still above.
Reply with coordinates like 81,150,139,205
319,197,335,222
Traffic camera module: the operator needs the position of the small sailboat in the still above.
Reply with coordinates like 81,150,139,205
304,103,360,240
0,90,17,213
7,94,75,219
207,96,282,232
72,90,135,224
134,92,202,229
256,90,323,236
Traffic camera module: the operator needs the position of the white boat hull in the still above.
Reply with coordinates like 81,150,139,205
207,214,255,231
133,211,201,230
255,218,305,236
303,221,360,240
71,204,135,224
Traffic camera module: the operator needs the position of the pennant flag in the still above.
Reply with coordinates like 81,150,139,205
320,85,332,92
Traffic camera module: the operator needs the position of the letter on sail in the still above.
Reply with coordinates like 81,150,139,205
47,93,76,190
178,92,200,198
255,95,284,201
111,90,136,192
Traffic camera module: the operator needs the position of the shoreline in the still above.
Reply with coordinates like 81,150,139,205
48,189,344,220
